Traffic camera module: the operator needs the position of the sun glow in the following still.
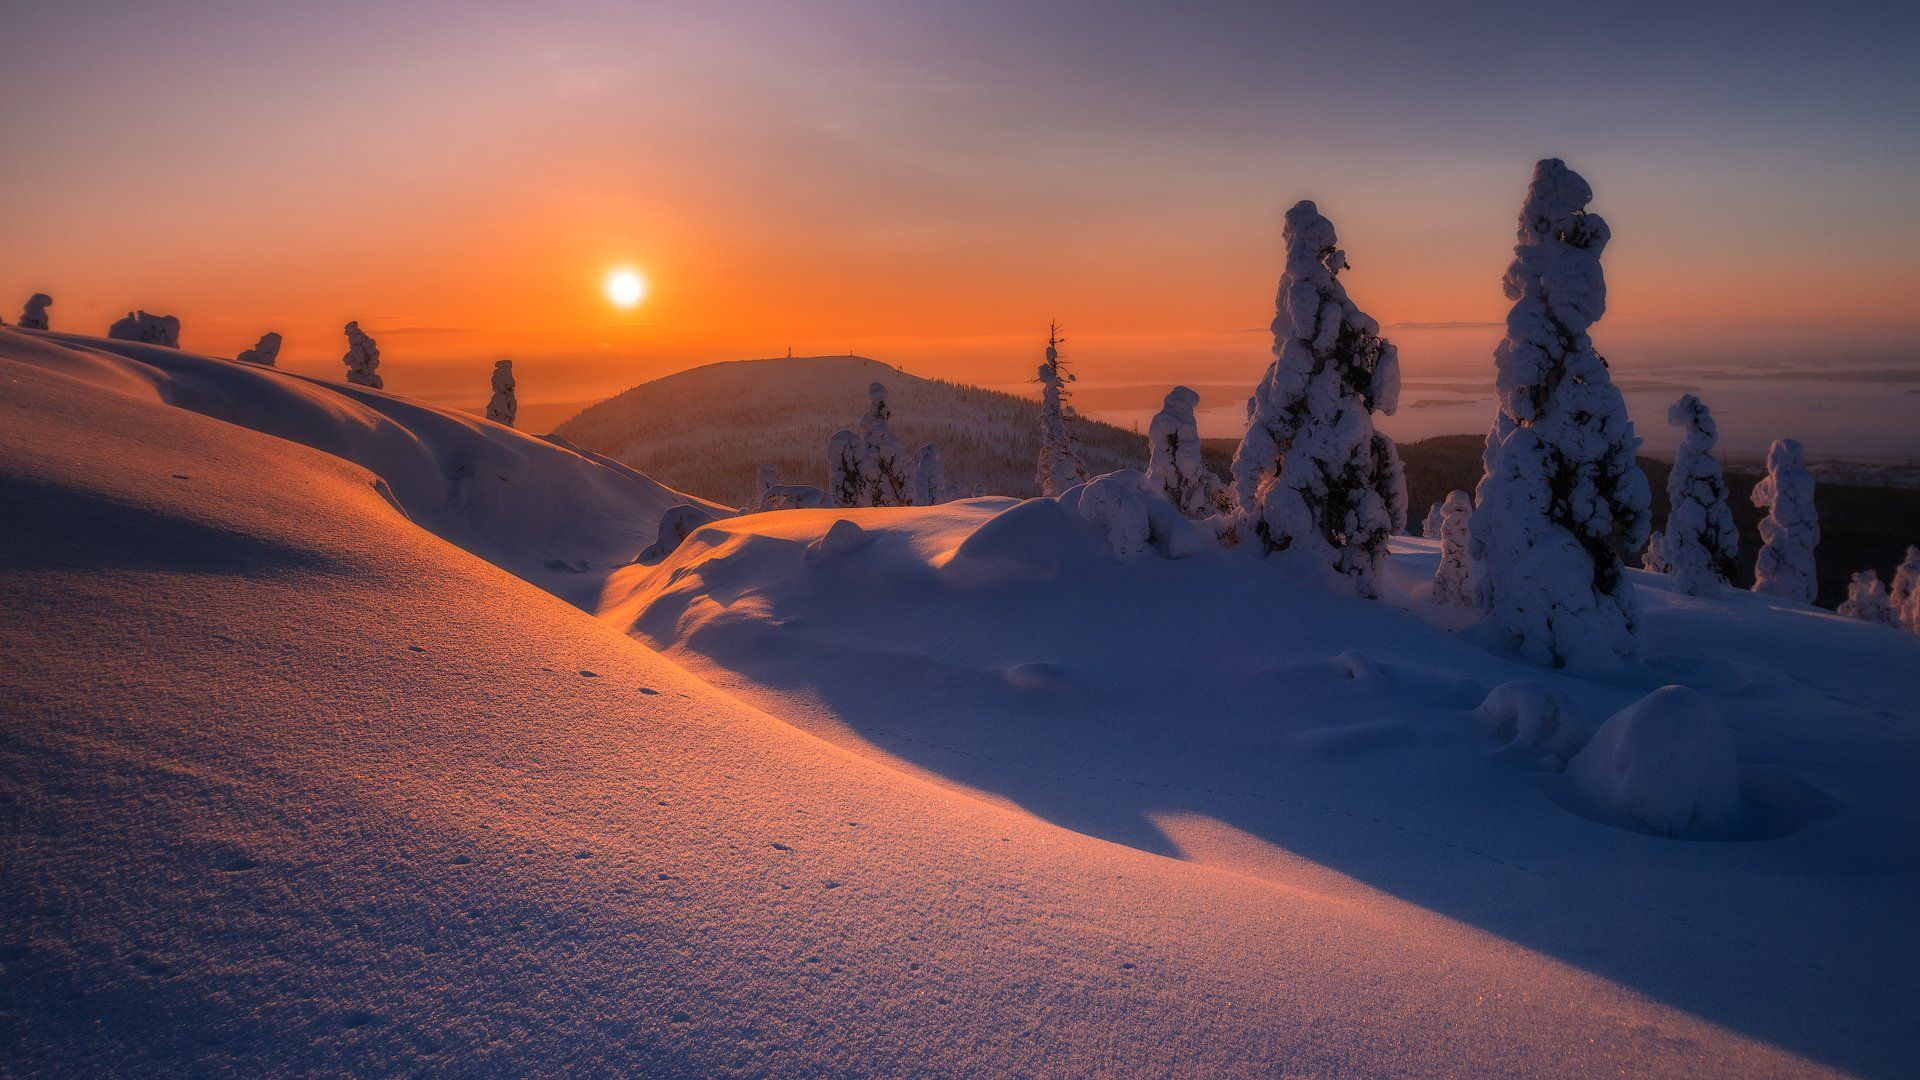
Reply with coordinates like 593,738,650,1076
606,269,646,308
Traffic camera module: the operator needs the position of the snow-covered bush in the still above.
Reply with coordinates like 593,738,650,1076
911,443,948,506
236,332,282,366
761,484,833,510
108,310,181,347
1750,439,1819,604
1891,546,1920,632
1660,394,1738,594
486,360,517,427
342,321,383,389
1145,386,1227,519
1056,469,1210,562
754,463,784,509
1471,680,1590,768
18,293,51,330
1231,200,1405,596
1035,322,1086,496
1838,570,1898,626
639,503,723,562
1470,160,1651,668
1567,685,1744,837
1419,501,1445,539
827,429,864,507
1431,490,1475,606
1641,531,1669,574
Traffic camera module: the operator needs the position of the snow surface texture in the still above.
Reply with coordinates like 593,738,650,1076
1471,159,1652,670
1034,330,1086,497
1431,490,1475,606
235,331,281,367
18,292,51,330
1661,394,1739,595
1145,385,1226,519
485,359,517,428
605,493,1920,1076
3,325,1849,1075
106,310,180,347
1232,200,1405,596
342,320,383,389
1751,438,1820,604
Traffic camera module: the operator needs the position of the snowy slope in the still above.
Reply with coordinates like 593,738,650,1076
17,329,721,605
555,354,1154,506
602,499,1920,1076
0,334,1831,1072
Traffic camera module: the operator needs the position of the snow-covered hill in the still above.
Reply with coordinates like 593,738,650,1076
601,499,1920,1076
0,325,1900,1075
554,354,1156,507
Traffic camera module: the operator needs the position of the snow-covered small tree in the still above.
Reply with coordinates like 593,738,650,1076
1419,501,1445,539
1470,160,1652,668
1889,546,1920,633
1145,386,1227,519
827,429,864,507
1432,490,1475,606
910,444,948,506
19,293,51,330
1660,394,1739,595
755,463,783,509
108,311,180,346
1641,531,1669,574
237,332,282,366
860,382,910,506
1035,321,1086,496
486,359,517,427
1232,200,1406,595
1838,570,1898,626
1751,438,1819,604
342,321,383,389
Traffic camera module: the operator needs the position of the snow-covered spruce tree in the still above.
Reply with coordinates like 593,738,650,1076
1469,160,1651,668
1660,394,1739,595
486,360,517,427
1750,438,1819,604
1146,386,1227,519
910,444,948,506
237,332,282,366
827,429,865,507
1641,531,1669,574
1432,490,1476,606
1035,321,1086,496
1420,501,1445,539
342,321,383,389
1889,546,1920,633
1838,570,1898,626
108,311,181,346
19,293,51,330
1231,200,1406,595
859,381,910,506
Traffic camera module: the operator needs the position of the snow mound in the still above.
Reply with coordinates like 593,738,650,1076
1057,469,1212,561
808,517,872,559
1564,685,1743,837
640,503,726,563
1472,680,1590,768
20,328,716,598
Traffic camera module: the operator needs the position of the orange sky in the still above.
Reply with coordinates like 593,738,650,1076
5,2,1917,403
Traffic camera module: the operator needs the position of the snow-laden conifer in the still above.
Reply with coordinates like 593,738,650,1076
1889,546,1920,633
1146,386,1226,519
1661,394,1738,595
1641,531,1669,574
910,444,948,506
1232,200,1405,595
342,321,383,389
486,360,517,427
108,311,180,346
1750,438,1819,604
1838,570,1898,627
1035,321,1086,496
1432,490,1475,606
237,332,282,366
19,293,51,330
827,429,865,507
860,382,910,506
1420,501,1445,539
1470,160,1651,668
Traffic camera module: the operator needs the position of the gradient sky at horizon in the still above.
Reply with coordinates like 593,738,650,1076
4,1,1917,396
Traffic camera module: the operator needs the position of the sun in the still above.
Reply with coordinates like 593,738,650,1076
606,269,646,308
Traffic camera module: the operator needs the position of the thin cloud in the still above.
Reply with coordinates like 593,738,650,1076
1386,320,1503,330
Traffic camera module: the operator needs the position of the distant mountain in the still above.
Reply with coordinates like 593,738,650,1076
556,355,1189,507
